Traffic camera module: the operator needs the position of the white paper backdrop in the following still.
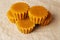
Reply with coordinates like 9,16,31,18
0,0,60,40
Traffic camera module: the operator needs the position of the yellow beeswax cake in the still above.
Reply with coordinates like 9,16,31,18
16,18,35,34
28,6,48,24
7,10,16,23
40,12,52,26
10,2,30,20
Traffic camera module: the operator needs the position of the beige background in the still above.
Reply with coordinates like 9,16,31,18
0,0,60,40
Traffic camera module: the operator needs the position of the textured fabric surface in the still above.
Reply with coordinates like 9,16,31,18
0,0,60,40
